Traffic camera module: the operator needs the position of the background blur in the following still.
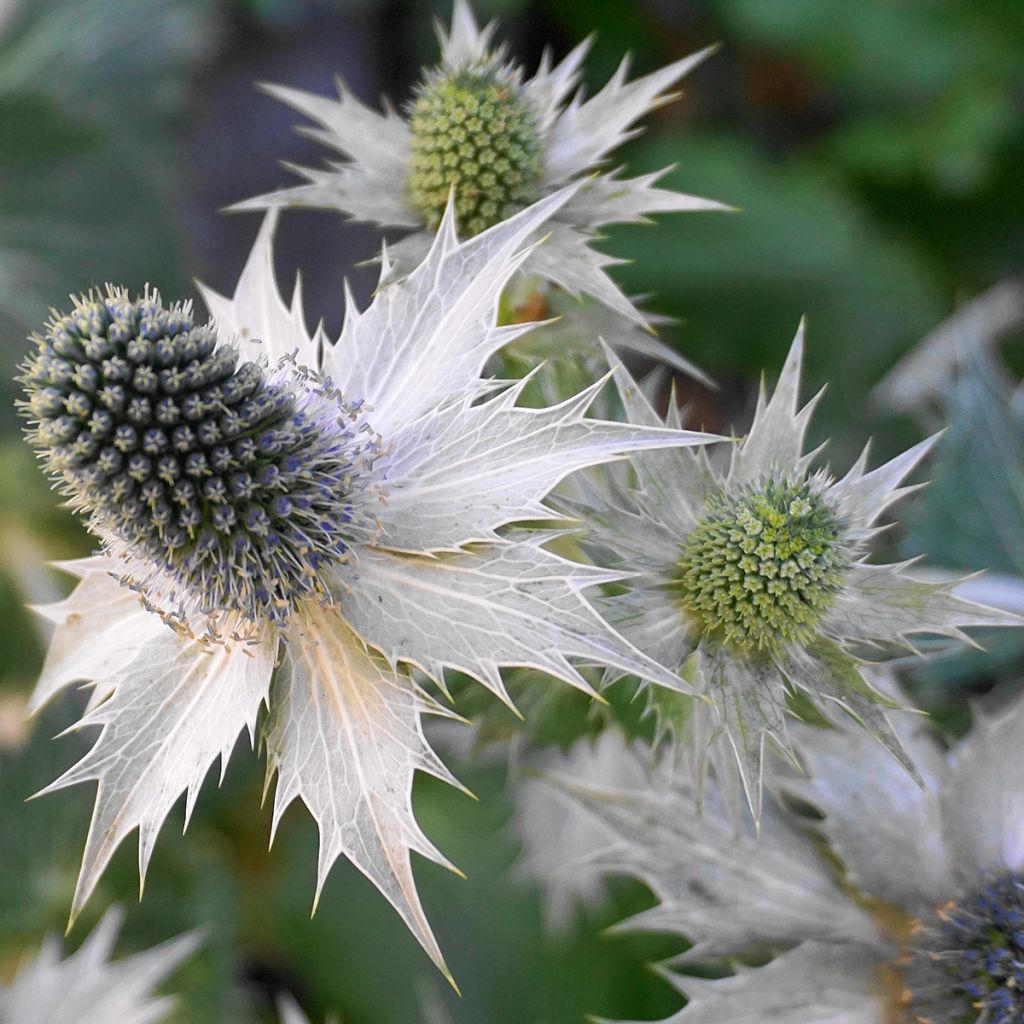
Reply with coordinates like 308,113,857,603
1,0,1022,1021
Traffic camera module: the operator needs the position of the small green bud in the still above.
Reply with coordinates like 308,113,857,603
407,69,543,237
676,478,848,654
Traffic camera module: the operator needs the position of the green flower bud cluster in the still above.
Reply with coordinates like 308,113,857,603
407,68,543,238
676,478,848,654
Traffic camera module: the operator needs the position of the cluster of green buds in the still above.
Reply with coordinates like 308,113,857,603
406,67,543,237
676,477,849,653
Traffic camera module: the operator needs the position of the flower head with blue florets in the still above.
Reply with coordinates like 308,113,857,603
19,190,721,980
22,287,381,631
533,689,1024,1024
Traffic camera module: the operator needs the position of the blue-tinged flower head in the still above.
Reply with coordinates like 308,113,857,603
528,693,1024,1024
904,873,1024,1024
21,197,728,983
19,287,380,627
676,475,849,654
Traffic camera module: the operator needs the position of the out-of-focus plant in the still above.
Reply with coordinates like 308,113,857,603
0,0,218,398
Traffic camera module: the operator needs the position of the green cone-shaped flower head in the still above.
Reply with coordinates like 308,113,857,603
240,1,725,327
19,287,380,626
407,67,543,237
676,476,849,653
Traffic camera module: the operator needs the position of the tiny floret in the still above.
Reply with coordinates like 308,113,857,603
677,477,848,653
904,873,1024,1024
407,68,542,237
19,287,380,626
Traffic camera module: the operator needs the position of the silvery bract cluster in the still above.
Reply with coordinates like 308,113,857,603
575,328,1012,819
0,909,197,1024
236,0,724,330
543,692,1024,1024
19,190,718,976
0,909,316,1023
10,0,1023,1015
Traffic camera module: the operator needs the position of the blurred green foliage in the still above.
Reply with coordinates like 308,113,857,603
903,357,1024,718
0,0,1021,1021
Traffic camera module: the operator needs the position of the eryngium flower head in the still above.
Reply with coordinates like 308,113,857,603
23,190,719,980
406,67,543,236
233,0,725,328
20,289,379,627
0,908,196,1024
574,323,1016,821
676,478,849,652
543,695,1024,1024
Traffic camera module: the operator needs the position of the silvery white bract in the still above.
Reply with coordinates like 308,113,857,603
515,729,652,929
234,0,724,330
502,287,714,387
552,695,1024,1024
574,323,1016,821
25,190,718,979
0,908,196,1024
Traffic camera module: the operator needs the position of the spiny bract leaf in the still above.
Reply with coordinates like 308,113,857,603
0,908,198,1024
266,603,462,981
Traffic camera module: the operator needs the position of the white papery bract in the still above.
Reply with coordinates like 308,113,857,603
0,908,196,1024
24,190,721,979
515,729,653,930
575,322,1017,822
546,696,1024,1024
234,0,725,330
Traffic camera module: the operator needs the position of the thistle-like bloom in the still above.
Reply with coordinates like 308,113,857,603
20,191,717,976
234,0,724,326
551,696,1024,1024
576,323,1014,820
0,908,197,1024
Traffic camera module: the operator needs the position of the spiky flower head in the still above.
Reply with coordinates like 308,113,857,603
536,694,1024,1024
676,478,849,653
233,0,725,330
407,67,542,237
23,193,719,981
0,908,196,1024
574,324,1017,821
20,288,379,628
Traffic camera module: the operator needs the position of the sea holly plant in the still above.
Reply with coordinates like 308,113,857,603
545,694,1024,1024
0,908,198,1024
17,188,721,979
572,323,1016,821
235,0,725,331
